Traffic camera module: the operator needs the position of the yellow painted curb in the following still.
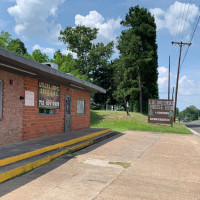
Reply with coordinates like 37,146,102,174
0,129,112,167
0,140,95,183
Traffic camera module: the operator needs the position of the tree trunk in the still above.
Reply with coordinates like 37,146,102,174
139,74,143,114
104,94,107,110
123,93,130,116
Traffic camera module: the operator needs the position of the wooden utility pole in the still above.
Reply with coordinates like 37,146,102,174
172,41,191,122
172,87,174,101
168,56,170,100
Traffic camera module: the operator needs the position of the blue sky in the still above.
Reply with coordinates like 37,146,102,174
0,0,200,111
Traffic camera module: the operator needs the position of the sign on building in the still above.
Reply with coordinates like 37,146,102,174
38,81,60,109
25,91,34,106
148,99,174,125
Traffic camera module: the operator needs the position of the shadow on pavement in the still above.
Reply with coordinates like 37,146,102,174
186,124,200,128
0,132,124,197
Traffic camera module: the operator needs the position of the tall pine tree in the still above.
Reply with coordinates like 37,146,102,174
117,6,158,114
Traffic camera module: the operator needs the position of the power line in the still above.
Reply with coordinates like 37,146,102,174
180,8,200,68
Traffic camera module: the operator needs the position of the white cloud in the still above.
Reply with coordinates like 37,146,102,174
158,66,168,75
158,77,168,86
32,44,55,56
178,75,199,96
61,48,77,58
150,1,199,37
7,0,64,45
158,66,168,87
75,10,121,43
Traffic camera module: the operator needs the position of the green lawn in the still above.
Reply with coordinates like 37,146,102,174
91,110,191,134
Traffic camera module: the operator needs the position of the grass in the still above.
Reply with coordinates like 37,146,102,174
108,161,131,168
91,110,191,134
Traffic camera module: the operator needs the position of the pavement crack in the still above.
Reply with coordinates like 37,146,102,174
88,179,107,184
137,136,161,159
92,169,125,200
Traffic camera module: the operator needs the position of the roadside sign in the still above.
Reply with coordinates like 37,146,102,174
148,99,174,125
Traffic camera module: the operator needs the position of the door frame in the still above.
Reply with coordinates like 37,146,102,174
65,94,71,132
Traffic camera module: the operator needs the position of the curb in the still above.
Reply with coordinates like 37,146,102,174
187,127,200,136
0,130,115,183
0,129,112,167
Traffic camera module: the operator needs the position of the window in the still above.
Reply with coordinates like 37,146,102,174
39,108,55,115
0,81,2,118
77,99,85,114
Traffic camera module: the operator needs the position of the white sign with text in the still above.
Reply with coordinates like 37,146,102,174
25,91,34,106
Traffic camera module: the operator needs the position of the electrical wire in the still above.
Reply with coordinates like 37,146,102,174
180,7,200,68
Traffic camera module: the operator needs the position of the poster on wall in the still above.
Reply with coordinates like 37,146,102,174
38,81,60,109
148,99,174,125
25,91,34,106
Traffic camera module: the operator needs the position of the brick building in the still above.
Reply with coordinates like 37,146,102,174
0,47,105,146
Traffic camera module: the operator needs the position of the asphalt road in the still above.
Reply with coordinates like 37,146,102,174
185,120,200,134
1,131,200,200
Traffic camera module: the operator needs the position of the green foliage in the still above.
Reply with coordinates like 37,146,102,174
7,39,27,55
53,50,76,73
88,42,115,109
26,49,50,63
117,6,158,114
59,25,98,76
59,26,98,58
59,25,115,108
0,31,27,56
179,105,200,121
0,31,11,48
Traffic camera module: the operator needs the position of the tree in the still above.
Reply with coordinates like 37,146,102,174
7,39,27,55
87,42,114,109
0,31,27,56
52,49,87,78
59,26,98,76
0,31,11,48
25,49,50,63
117,6,158,114
112,58,133,115
59,25,115,109
179,105,200,121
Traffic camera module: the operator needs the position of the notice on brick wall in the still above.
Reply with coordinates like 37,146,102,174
25,91,34,106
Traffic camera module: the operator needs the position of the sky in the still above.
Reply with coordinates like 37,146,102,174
0,0,200,111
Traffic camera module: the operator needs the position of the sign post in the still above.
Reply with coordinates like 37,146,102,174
148,99,174,126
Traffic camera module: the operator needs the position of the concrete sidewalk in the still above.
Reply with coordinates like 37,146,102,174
0,128,107,160
0,128,114,183
1,130,200,200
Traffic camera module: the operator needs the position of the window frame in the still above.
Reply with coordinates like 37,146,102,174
39,108,55,115
77,99,85,115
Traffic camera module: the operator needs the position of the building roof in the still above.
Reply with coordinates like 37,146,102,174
0,47,106,94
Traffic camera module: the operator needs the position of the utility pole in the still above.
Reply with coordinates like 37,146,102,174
172,87,174,101
168,56,170,100
172,41,191,122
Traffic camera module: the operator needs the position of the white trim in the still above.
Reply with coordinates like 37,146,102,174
0,63,36,76
187,127,200,136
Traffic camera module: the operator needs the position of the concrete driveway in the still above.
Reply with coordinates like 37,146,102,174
1,131,200,200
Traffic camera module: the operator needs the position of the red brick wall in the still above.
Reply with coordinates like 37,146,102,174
22,77,91,141
0,70,24,146
0,70,91,145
